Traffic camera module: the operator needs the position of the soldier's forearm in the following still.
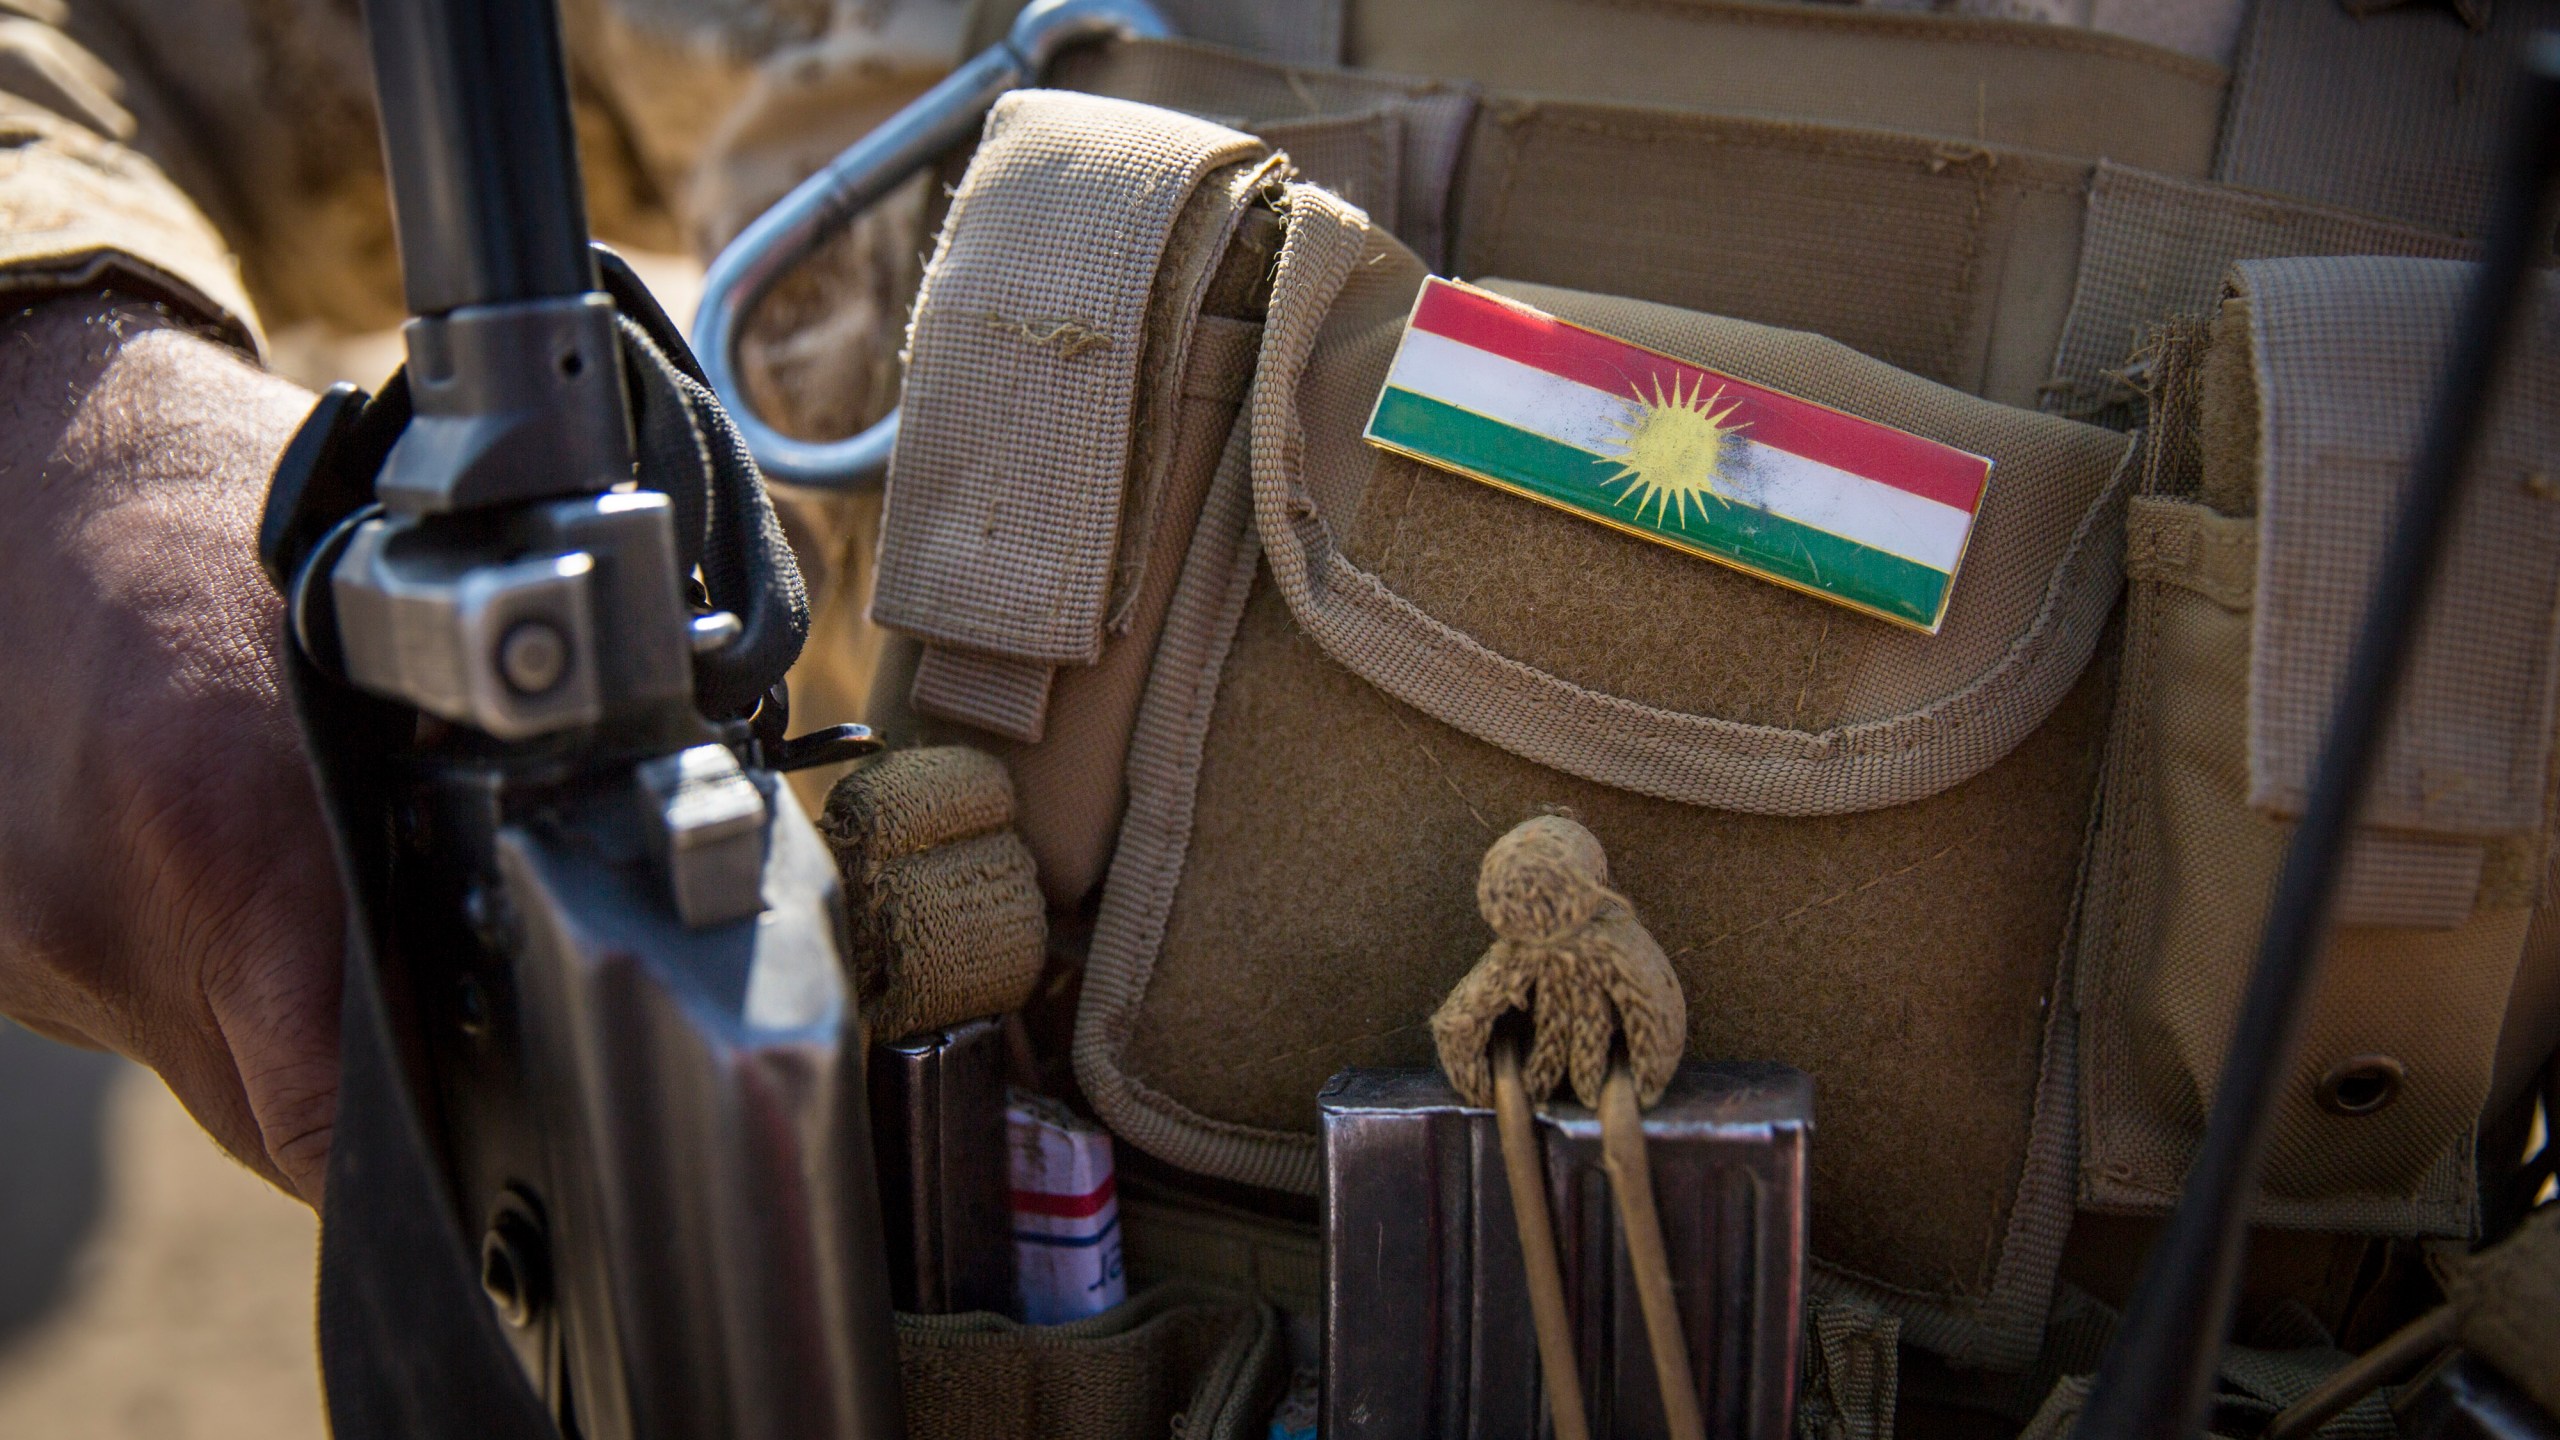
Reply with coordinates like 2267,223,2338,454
0,292,345,1203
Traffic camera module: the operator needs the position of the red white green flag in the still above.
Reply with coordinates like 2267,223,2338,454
1363,278,1993,633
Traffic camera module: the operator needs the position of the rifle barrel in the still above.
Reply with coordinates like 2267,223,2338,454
362,0,597,315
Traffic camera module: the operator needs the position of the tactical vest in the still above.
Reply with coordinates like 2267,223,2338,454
775,3,2560,1434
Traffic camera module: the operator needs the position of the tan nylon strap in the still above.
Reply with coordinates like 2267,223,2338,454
2331,835,2486,932
1111,0,1342,66
909,642,1055,745
873,91,1267,738
2124,496,2498,930
2239,258,2560,839
2125,494,2255,611
1257,94,1476,272
1248,183,2135,817
1048,39,1481,271
2044,162,2475,424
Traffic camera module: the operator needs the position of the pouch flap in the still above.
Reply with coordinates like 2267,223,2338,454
1249,185,2135,816
2239,258,2560,838
874,91,1271,739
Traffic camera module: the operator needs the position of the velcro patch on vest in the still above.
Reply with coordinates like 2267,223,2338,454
1364,277,1993,633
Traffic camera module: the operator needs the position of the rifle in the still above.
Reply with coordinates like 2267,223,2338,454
259,0,903,1434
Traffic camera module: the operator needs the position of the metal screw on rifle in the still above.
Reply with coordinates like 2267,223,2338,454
690,610,742,654
481,1194,552,1329
497,621,570,696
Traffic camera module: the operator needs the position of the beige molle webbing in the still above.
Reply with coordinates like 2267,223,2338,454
869,90,1280,744
2213,0,2555,240
1074,165,2126,1369
818,747,1045,1044
893,1278,1285,1440
2241,258,2560,847
2041,163,2475,424
2077,260,2560,1238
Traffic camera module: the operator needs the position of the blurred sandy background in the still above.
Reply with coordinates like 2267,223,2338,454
0,1032,326,1440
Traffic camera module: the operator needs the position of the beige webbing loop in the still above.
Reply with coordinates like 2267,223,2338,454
1437,816,1702,1439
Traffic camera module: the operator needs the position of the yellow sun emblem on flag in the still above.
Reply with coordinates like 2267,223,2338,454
1597,375,1750,530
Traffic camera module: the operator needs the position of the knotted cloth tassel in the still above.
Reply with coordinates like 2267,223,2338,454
1431,815,1703,1440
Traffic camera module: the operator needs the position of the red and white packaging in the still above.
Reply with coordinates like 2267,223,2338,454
1006,1090,1126,1324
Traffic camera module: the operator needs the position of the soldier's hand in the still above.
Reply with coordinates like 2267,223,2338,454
0,294,341,1204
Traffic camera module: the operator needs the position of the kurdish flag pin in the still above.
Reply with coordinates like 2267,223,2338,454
1363,278,1993,634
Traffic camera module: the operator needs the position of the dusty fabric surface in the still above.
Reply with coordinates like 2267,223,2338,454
2041,163,2474,426
1051,37,1467,133
820,747,1045,1042
1430,815,1686,1109
966,0,1346,67
1051,39,1485,277
2083,498,2528,1229
2074,315,2541,1236
2214,0,2559,240
1454,101,2093,408
1118,1179,1324,1317
1344,0,2226,177
872,92,1266,673
2238,259,2560,840
1242,191,2131,815
941,316,1263,906
880,86,1283,902
1255,97,1478,272
895,1280,1284,1440
1799,1296,1900,1440
1060,40,2132,408
1072,184,2126,1365
1111,577,2112,1359
1856,0,2248,66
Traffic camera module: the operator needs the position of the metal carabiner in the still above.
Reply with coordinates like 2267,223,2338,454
692,0,1173,490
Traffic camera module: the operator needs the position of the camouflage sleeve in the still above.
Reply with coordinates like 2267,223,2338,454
4,0,714,345
5,0,963,349
0,0,261,349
